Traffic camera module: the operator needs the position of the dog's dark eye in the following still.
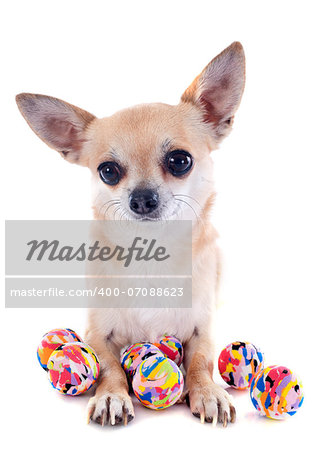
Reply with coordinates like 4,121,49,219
98,161,122,185
166,150,193,177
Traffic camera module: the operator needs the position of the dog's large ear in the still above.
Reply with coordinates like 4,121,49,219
16,93,96,164
181,42,245,143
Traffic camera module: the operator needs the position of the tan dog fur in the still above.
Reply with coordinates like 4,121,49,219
16,42,245,427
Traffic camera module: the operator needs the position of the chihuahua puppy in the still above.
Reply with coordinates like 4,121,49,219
16,42,245,427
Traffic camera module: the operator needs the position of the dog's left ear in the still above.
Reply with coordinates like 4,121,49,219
181,42,245,143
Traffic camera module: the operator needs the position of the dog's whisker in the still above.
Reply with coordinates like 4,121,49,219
99,199,121,218
113,205,130,223
118,207,126,222
174,197,207,232
174,198,198,220
174,193,202,208
98,199,115,216
120,209,130,222
112,205,122,221
103,203,120,218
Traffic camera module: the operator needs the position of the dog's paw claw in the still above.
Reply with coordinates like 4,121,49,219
230,405,236,423
87,392,134,426
188,383,235,427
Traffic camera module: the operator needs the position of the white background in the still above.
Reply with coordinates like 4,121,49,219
1,1,312,449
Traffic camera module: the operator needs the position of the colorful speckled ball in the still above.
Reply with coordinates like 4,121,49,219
47,342,100,396
250,365,304,419
37,328,82,370
218,341,264,390
132,354,184,410
121,343,161,380
153,335,183,366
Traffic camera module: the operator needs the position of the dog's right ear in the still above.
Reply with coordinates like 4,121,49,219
16,93,96,165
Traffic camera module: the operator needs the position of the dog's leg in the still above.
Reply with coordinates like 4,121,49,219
184,330,236,426
85,331,134,426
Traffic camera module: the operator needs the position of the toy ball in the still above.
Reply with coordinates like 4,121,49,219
153,335,183,366
250,365,304,419
47,342,100,396
218,341,264,390
37,328,82,370
121,343,161,380
132,354,184,410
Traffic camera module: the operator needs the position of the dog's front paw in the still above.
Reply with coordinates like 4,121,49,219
87,391,134,426
187,382,236,427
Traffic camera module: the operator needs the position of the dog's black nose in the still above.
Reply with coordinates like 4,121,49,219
129,189,159,215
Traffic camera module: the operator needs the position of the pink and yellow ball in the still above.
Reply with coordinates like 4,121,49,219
132,354,183,410
121,336,183,382
153,335,183,366
47,342,100,396
218,341,264,390
250,365,304,419
121,343,161,380
37,328,82,370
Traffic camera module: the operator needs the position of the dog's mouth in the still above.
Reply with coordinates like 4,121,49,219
136,216,161,222
130,212,162,222
129,204,182,222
